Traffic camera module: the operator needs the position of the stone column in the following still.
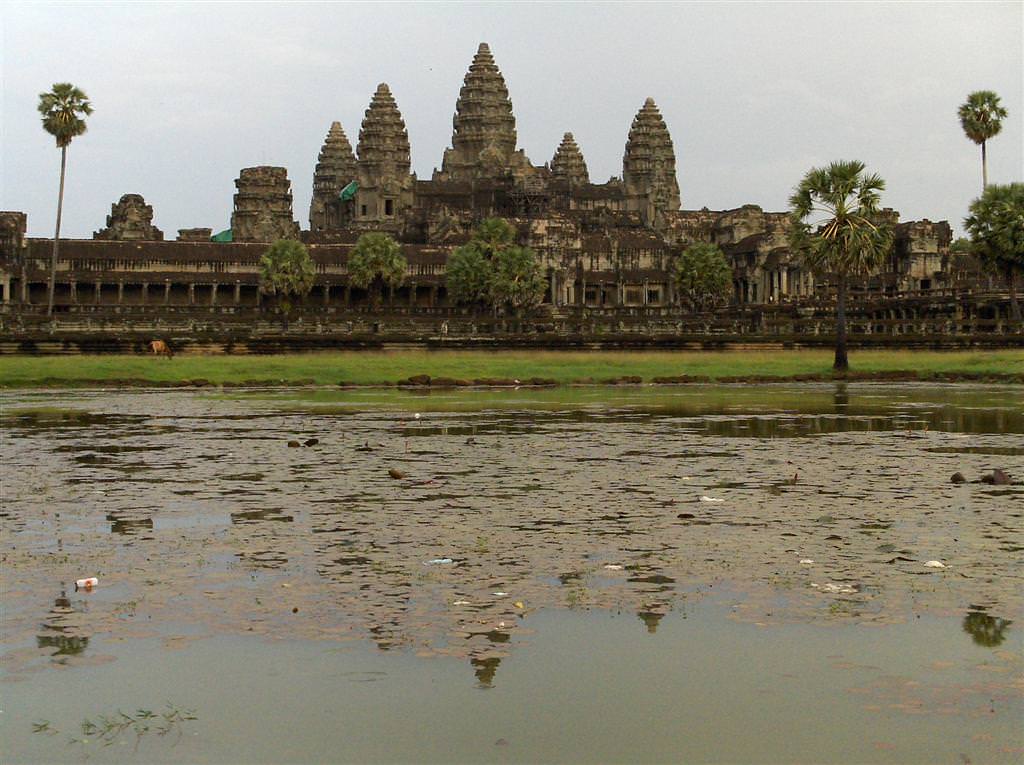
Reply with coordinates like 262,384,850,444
549,270,556,306
141,283,148,305
344,285,351,307
164,281,171,305
323,285,330,307
188,284,195,305
781,268,788,297
117,281,125,304
95,282,102,304
409,281,417,307
642,279,649,305
234,282,241,305
70,280,77,304
211,283,218,306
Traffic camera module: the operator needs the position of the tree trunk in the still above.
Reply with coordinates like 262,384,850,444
982,141,988,191
1008,266,1021,321
833,277,849,373
48,145,68,316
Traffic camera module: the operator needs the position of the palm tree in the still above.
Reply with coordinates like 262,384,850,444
958,91,1008,191
964,183,1024,320
38,83,93,316
789,160,893,372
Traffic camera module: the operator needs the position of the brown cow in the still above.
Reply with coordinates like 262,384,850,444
149,340,173,358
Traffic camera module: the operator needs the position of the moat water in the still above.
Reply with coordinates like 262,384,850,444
2,384,1021,763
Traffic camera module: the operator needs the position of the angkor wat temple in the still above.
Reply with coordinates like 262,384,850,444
1,43,1016,348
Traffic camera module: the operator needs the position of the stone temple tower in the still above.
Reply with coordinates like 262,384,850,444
309,121,357,231
355,83,413,224
622,97,681,225
439,43,531,181
231,166,300,242
550,132,590,186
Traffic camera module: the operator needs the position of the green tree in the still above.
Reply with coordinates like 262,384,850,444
958,91,1008,191
489,245,547,315
964,182,1024,319
472,217,516,258
259,239,316,326
674,243,732,311
789,160,893,372
38,83,93,316
445,243,492,307
347,232,406,306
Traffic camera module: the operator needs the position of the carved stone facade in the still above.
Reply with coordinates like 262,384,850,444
231,166,300,243
93,194,163,241
310,121,357,232
551,133,590,186
0,42,976,318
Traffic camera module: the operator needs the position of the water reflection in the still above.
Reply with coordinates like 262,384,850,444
962,610,1013,647
37,589,90,658
471,656,501,688
108,513,154,535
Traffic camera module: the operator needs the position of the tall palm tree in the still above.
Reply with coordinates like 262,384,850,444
958,91,1008,191
38,83,93,316
789,160,893,372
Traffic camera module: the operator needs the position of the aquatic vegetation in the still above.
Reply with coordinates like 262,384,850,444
33,704,197,753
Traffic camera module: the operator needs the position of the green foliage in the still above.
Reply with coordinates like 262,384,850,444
789,160,893,371
958,90,1008,146
489,245,547,313
964,183,1024,317
446,243,492,306
32,704,198,751
788,160,893,278
444,218,544,313
674,243,732,310
38,83,93,147
347,233,406,303
472,218,516,258
259,239,315,317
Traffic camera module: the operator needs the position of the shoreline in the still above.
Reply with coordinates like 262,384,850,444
2,349,1021,389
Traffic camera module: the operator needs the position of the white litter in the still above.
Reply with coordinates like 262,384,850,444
425,558,454,565
603,564,624,570
452,600,471,606
700,496,724,503
75,577,98,591
492,591,507,597
819,583,857,594
923,560,946,569
799,559,814,565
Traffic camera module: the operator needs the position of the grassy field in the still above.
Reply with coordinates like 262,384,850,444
0,349,1021,388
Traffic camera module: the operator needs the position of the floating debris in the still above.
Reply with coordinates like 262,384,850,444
924,560,946,569
603,564,624,570
426,558,454,565
74,577,98,591
799,559,814,565
388,468,406,480
700,496,724,503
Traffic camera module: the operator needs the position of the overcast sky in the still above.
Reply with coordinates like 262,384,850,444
3,1,1021,238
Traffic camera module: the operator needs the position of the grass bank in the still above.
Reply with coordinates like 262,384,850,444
0,350,1021,389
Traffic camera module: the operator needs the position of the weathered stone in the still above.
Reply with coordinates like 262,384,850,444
310,122,357,231
981,469,1011,485
551,133,590,186
622,97,681,221
94,194,164,241
230,167,300,243
355,84,413,224
440,43,528,181
950,472,966,484
177,228,212,242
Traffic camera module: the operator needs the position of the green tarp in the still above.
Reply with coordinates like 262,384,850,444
211,229,233,243
339,180,358,201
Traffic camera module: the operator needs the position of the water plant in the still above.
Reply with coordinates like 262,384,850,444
33,703,197,753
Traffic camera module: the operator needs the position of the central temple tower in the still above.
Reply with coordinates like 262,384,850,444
438,43,531,181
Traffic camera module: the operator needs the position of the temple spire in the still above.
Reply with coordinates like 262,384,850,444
309,121,357,231
551,132,590,185
440,42,520,180
357,83,411,180
622,97,680,211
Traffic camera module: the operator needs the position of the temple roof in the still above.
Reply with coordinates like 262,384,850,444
313,121,357,191
551,132,590,186
622,97,680,209
441,42,518,178
357,83,411,180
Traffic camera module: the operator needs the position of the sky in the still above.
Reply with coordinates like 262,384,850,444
2,1,1021,239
